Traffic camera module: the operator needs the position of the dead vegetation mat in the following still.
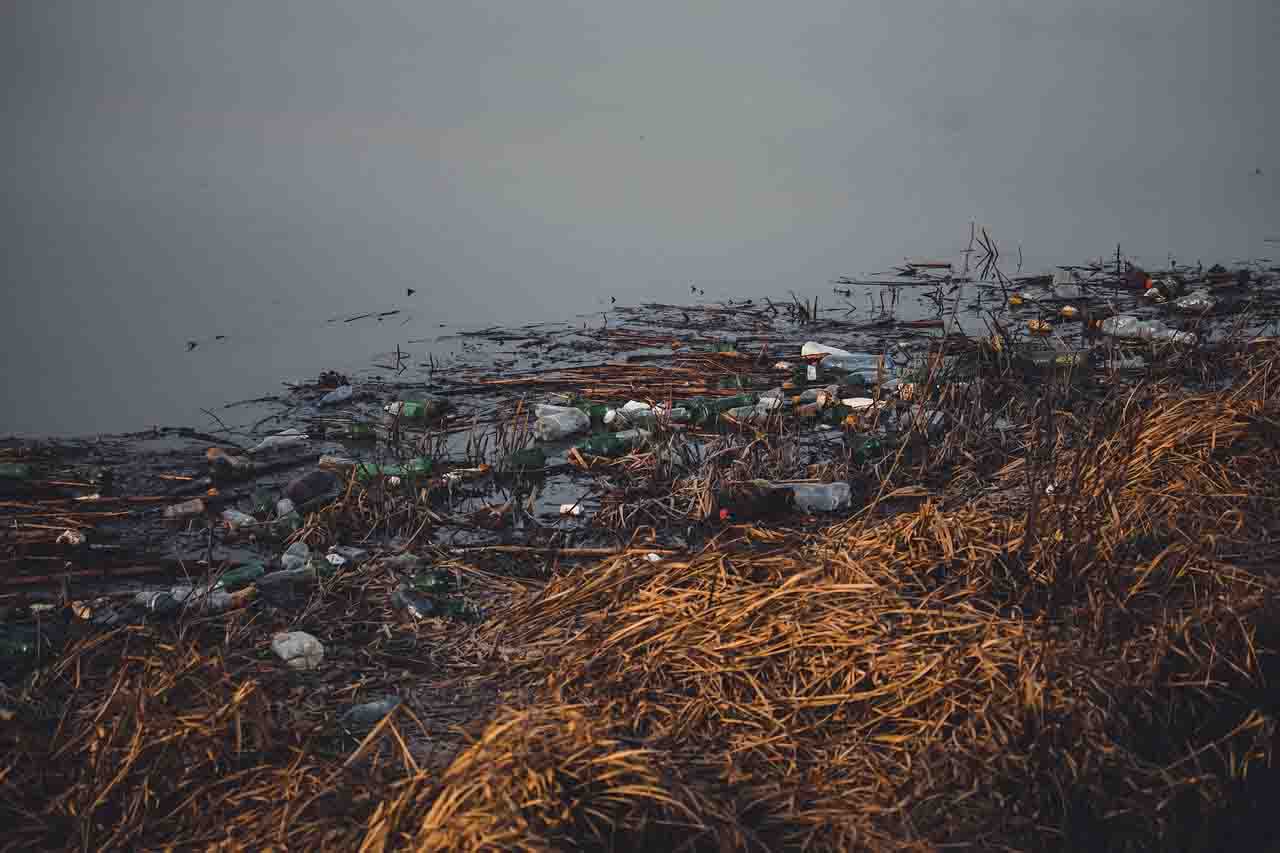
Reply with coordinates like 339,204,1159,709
6,348,1280,851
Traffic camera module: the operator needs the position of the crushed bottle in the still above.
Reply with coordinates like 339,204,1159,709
1099,315,1197,345
271,631,325,670
535,406,591,441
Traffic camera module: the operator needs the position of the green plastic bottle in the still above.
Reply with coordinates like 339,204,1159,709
216,561,268,591
384,399,449,420
0,463,32,480
577,429,649,458
345,421,377,441
355,457,434,482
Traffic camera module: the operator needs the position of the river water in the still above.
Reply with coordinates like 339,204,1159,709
3,0,1275,436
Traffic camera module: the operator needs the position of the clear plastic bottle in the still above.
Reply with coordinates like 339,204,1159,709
784,482,852,512
1099,315,1196,345
249,428,309,455
319,385,353,406
535,407,591,441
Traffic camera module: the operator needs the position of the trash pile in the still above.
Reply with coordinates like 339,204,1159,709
3,245,1280,850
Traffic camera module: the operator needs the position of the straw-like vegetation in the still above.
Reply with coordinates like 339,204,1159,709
5,338,1280,850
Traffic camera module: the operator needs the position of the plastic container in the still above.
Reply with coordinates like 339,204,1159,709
271,631,325,670
535,407,591,441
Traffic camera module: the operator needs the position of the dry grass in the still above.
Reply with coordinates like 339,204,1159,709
5,346,1280,850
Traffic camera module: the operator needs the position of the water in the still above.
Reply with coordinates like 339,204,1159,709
3,1,1275,436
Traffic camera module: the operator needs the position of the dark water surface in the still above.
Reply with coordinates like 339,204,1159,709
3,1,1275,436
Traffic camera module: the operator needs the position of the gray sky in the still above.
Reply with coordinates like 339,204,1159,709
3,0,1277,434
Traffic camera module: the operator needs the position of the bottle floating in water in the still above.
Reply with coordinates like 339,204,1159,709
0,463,33,480
535,407,591,441
343,421,377,441
318,385,353,406
384,398,449,420
576,429,650,458
249,428,309,455
220,508,256,529
1099,315,1196,345
354,457,434,483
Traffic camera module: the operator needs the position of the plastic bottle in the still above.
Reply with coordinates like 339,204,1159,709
319,385,353,406
280,541,311,572
801,342,880,377
384,399,449,420
215,561,267,591
342,697,401,730
1099,315,1196,345
603,401,654,429
249,428,309,455
0,463,33,480
272,631,325,670
535,407,591,441
164,498,206,520
343,421,377,441
533,403,581,418
784,482,852,512
354,457,434,482
220,508,257,529
576,429,650,458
